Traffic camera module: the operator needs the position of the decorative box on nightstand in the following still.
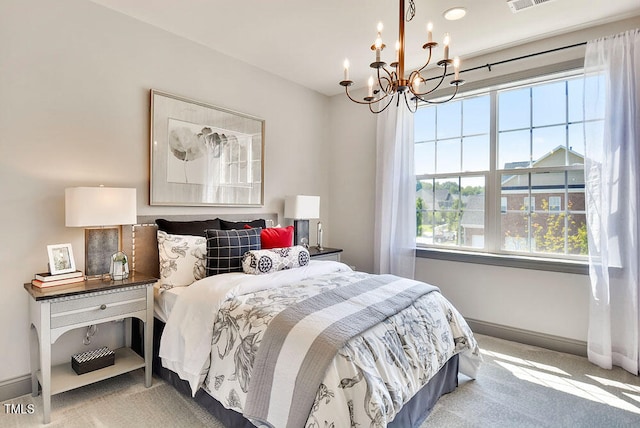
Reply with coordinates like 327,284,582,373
308,247,343,262
24,272,157,424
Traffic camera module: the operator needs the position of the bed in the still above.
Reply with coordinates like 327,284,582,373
124,215,481,428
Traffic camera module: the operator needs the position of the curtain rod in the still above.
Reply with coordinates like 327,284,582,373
425,41,587,82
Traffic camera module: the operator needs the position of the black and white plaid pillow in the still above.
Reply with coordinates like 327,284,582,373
205,228,261,276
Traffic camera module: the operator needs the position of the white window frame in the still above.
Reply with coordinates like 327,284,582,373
415,69,592,267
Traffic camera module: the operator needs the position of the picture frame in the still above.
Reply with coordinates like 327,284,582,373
150,90,265,206
47,243,76,275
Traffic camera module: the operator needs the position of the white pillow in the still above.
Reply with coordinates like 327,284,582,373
157,231,206,291
242,245,310,275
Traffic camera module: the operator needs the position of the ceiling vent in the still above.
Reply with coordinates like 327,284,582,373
507,0,556,13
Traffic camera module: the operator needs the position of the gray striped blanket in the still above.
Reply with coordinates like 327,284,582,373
243,274,440,428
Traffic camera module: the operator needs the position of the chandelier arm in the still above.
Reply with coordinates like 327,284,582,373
373,89,393,104
344,86,378,105
412,84,461,105
411,65,448,97
369,93,396,114
408,70,420,89
379,77,394,94
377,66,396,93
404,93,418,113
416,48,434,73
344,85,393,106
381,65,395,80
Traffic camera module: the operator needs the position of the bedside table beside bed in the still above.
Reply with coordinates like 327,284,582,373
24,272,157,424
308,246,343,261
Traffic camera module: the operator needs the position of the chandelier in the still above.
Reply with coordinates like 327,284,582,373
339,0,465,114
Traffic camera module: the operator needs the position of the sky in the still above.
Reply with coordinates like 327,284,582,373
414,74,604,181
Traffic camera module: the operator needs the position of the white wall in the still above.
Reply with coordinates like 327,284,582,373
327,89,377,273
0,0,331,385
327,16,640,345
415,259,590,341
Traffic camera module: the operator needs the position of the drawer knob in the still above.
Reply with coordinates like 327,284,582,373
100,304,107,310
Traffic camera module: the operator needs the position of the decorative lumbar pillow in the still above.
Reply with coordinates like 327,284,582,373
157,231,207,291
155,218,221,237
219,218,266,230
242,245,310,275
259,226,294,249
205,228,262,276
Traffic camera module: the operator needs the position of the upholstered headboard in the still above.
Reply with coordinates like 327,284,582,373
121,213,279,278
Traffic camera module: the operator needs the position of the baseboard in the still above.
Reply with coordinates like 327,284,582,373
0,375,32,402
467,318,588,357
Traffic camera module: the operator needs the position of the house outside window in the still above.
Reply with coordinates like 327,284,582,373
415,71,602,260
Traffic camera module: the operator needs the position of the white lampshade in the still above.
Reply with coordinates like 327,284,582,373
65,187,137,227
284,195,320,219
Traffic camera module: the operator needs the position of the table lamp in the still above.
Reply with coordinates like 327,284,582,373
284,195,320,247
65,186,137,279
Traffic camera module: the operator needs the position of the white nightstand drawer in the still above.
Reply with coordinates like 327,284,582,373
50,288,146,329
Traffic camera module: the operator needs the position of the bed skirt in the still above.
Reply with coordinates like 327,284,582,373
150,317,459,428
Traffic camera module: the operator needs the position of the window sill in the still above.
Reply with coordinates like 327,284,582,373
416,247,589,275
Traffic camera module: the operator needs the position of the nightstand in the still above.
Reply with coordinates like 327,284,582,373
308,247,343,262
24,272,157,424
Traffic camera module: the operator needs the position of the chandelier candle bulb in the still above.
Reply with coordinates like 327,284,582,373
343,59,350,81
375,34,383,62
368,76,374,97
444,33,450,60
427,22,433,42
454,57,460,80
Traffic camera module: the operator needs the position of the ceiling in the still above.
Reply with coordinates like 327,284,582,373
89,0,640,96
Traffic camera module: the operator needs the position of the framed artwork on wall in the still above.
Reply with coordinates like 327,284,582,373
150,90,265,206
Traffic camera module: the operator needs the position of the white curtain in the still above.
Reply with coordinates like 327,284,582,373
584,29,640,374
373,103,416,278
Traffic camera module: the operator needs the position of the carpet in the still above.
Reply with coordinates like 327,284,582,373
3,334,640,427
1,370,223,428
426,335,640,427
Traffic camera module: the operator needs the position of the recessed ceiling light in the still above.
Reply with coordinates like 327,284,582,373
443,7,467,21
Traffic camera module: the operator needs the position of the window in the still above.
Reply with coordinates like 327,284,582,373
549,196,562,212
415,93,489,250
523,197,536,213
415,71,602,261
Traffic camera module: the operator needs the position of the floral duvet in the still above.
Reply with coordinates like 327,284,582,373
159,261,481,428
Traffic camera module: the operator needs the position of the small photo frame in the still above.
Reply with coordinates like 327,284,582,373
47,243,77,275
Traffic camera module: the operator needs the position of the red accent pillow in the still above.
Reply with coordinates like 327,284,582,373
260,226,294,249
